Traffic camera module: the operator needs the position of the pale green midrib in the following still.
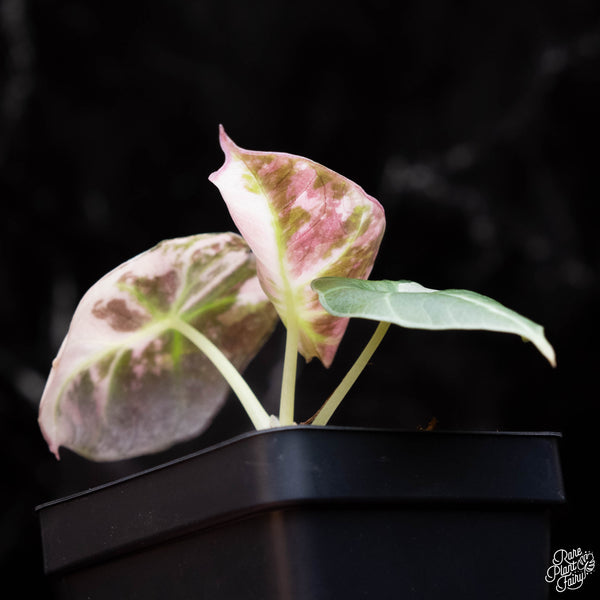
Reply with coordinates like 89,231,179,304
119,278,230,324
53,313,271,431
54,289,236,388
239,155,297,319
324,283,541,336
239,154,299,425
103,344,129,411
239,157,374,349
52,318,172,421
399,289,554,364
181,295,236,323
117,282,161,319
119,268,239,326
318,282,554,364
68,344,130,457
172,247,241,316
52,268,244,423
437,290,541,331
390,290,543,341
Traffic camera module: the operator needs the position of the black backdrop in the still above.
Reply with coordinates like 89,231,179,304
1,1,599,597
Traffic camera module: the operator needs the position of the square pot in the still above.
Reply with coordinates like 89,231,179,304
37,426,564,599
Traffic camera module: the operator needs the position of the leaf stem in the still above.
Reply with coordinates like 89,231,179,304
312,321,391,426
171,316,271,430
279,320,299,425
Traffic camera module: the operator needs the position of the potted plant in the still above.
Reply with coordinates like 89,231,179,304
37,126,564,599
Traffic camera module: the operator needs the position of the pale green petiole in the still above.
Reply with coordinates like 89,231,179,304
312,321,391,426
171,316,271,430
279,319,300,425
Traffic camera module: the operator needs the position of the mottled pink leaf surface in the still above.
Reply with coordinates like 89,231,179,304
209,127,386,367
39,233,277,461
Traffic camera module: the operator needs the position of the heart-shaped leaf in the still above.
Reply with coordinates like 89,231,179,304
312,277,556,365
209,127,385,367
39,233,278,461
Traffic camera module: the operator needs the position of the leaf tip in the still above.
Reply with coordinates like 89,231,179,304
546,345,557,368
524,332,556,367
217,122,227,143
217,124,237,153
534,328,557,367
209,125,237,185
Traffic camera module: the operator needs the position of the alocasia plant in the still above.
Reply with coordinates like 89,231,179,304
38,127,555,461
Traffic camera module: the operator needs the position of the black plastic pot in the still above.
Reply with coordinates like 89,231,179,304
37,426,564,599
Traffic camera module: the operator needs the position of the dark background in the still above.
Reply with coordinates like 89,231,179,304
1,0,598,596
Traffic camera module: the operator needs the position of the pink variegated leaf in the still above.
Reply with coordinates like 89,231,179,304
39,233,277,461
209,126,386,367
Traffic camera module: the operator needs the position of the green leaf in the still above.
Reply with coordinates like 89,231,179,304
39,233,278,461
311,277,556,366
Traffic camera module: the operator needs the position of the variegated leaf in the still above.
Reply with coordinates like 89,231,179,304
39,233,278,461
209,126,385,367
